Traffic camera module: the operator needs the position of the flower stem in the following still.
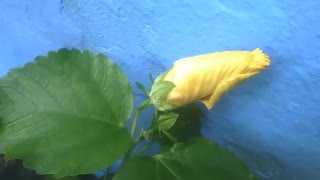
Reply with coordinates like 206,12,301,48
130,99,152,137
130,110,140,137
124,133,144,161
102,171,111,180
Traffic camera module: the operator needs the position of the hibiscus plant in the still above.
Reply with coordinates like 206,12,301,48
0,48,270,180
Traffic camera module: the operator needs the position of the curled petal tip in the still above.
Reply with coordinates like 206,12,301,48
252,48,271,68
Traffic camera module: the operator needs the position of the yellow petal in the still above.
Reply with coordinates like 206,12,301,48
163,48,270,109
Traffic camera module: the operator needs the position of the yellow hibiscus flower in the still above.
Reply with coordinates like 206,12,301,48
150,48,271,111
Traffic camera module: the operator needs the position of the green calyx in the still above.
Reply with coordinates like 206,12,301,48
149,71,179,112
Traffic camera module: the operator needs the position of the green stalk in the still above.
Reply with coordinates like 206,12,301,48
130,99,152,137
102,171,109,180
130,110,141,137
124,133,144,160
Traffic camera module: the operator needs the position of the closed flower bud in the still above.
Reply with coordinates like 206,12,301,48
151,48,271,111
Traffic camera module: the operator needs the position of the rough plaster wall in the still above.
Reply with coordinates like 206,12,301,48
1,0,320,179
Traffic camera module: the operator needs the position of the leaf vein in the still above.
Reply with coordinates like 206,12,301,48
158,157,181,180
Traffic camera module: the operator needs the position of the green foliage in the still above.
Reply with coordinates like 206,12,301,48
0,48,255,180
0,49,133,177
135,82,150,96
44,175,80,180
157,112,178,131
154,103,203,145
0,87,14,131
114,138,255,180
149,71,179,112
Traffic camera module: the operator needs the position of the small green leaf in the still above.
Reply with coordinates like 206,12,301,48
153,103,203,145
157,112,179,142
157,112,178,131
149,71,178,111
0,48,133,177
148,73,154,84
169,103,203,141
114,137,255,180
151,81,175,101
135,82,150,96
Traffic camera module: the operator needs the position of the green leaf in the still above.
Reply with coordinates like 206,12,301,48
149,71,178,111
168,103,203,141
153,103,203,145
157,112,178,131
0,87,14,131
0,48,133,177
150,81,175,103
135,82,150,96
137,99,152,111
114,138,255,180
148,73,154,84
155,112,179,142
45,175,80,180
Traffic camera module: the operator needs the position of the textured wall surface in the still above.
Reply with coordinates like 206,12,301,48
1,0,320,179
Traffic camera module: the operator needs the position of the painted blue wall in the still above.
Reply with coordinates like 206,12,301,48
1,0,320,179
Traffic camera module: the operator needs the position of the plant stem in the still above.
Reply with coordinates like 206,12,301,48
128,107,159,158
130,99,152,137
130,110,141,137
111,134,144,179
102,170,109,180
123,133,144,163
151,108,158,127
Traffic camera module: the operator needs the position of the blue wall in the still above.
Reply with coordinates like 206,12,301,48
1,0,320,179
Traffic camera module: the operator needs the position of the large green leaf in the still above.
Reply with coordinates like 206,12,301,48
0,49,133,177
114,138,255,180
